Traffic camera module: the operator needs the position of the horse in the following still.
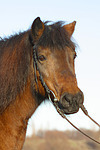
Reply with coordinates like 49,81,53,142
0,17,84,150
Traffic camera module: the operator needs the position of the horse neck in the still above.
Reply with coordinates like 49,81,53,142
0,79,38,150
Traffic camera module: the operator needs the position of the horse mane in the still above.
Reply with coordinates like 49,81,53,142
0,31,32,113
0,21,76,113
38,21,76,50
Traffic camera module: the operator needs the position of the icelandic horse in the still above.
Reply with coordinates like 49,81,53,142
0,17,84,150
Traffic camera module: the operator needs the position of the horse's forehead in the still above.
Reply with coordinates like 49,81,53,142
51,48,69,59
53,49,66,58
38,46,70,60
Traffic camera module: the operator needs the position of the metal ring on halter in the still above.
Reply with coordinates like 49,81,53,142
48,90,58,102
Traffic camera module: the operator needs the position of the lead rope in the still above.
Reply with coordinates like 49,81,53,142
32,45,100,145
80,104,100,128
48,91,100,144
53,101,100,144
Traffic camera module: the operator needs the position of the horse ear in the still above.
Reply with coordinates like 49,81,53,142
63,21,76,36
31,17,44,42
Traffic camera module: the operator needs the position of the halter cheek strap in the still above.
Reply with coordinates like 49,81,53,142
33,45,58,102
32,44,100,145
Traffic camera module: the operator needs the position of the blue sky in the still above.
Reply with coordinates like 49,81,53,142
0,0,100,135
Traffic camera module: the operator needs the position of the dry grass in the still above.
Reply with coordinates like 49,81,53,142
23,129,100,150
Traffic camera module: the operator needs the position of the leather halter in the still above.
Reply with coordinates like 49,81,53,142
33,44,58,102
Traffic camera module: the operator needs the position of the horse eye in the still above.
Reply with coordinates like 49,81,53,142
38,55,46,61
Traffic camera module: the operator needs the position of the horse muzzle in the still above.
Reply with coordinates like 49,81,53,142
48,90,84,115
58,91,84,114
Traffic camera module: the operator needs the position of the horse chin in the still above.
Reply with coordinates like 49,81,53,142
62,106,79,115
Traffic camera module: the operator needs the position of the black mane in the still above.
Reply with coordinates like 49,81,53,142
38,21,75,50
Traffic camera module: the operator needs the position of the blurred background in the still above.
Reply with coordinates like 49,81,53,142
0,0,100,149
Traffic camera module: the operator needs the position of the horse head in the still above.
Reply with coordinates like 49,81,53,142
30,17,84,115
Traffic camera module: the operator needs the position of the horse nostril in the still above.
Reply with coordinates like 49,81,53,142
75,91,84,105
60,93,73,107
